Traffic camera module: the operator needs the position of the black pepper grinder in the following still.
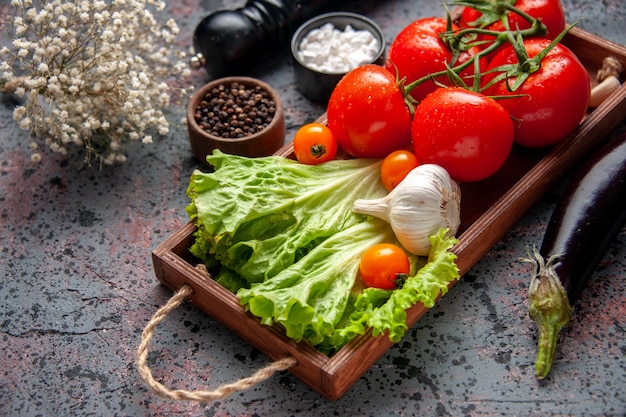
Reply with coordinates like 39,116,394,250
189,0,341,78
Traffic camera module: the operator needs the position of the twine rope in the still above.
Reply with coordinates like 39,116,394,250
136,284,297,402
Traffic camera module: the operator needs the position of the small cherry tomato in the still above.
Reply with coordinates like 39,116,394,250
293,123,337,164
412,87,514,183
381,150,420,191
359,243,410,290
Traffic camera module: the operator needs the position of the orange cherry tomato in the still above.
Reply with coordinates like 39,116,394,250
359,243,410,290
293,123,337,165
380,150,420,191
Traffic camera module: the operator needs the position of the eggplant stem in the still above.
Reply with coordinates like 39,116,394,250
534,322,560,379
520,246,572,379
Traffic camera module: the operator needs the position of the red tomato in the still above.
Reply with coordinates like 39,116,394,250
412,87,514,182
381,150,420,191
459,0,566,54
359,243,410,290
484,38,590,148
386,17,486,102
293,123,337,164
327,65,412,158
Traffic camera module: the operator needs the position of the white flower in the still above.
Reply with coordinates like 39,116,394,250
93,1,106,11
34,9,50,25
2,0,192,167
19,117,32,130
13,106,27,120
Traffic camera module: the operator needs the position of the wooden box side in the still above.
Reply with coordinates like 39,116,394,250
151,27,626,401
152,223,335,398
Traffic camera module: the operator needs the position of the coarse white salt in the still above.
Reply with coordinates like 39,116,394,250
297,22,380,74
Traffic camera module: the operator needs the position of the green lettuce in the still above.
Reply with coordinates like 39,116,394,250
186,150,460,355
186,150,386,283
345,229,460,343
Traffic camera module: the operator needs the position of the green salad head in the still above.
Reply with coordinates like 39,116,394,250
186,150,460,355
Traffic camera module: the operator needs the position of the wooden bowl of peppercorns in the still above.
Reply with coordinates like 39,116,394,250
187,76,285,165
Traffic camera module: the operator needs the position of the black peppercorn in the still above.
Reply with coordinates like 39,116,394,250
194,81,276,139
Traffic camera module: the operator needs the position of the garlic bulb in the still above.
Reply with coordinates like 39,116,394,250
352,164,461,255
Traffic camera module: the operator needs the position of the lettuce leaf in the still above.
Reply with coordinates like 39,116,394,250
345,229,460,343
186,150,385,284
186,150,460,355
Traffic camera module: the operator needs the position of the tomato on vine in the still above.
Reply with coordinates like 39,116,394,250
359,243,410,290
381,150,420,191
293,123,337,164
327,64,412,159
458,0,566,57
386,17,486,102
483,38,590,148
412,87,514,183
485,38,591,148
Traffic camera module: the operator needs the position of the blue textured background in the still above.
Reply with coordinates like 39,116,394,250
1,1,625,415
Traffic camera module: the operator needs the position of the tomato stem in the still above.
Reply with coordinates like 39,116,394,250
310,144,327,159
486,20,579,93
402,0,552,98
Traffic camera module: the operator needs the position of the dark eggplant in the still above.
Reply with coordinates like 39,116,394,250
522,133,626,379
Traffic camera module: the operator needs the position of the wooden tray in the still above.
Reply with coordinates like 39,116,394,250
152,26,626,401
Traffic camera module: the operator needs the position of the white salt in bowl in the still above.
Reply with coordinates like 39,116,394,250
291,12,385,104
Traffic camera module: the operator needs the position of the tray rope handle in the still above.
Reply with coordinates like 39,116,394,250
136,284,298,402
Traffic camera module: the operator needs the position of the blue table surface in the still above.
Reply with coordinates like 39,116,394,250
1,1,625,416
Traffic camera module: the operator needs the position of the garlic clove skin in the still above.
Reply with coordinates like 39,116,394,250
352,164,461,255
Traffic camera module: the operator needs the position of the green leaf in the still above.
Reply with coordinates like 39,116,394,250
186,151,461,354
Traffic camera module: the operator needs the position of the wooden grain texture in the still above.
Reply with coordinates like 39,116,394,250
152,28,626,401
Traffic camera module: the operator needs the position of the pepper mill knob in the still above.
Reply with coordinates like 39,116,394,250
188,53,205,70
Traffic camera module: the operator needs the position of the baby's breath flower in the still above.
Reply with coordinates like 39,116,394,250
19,117,31,130
13,106,26,120
2,0,191,168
